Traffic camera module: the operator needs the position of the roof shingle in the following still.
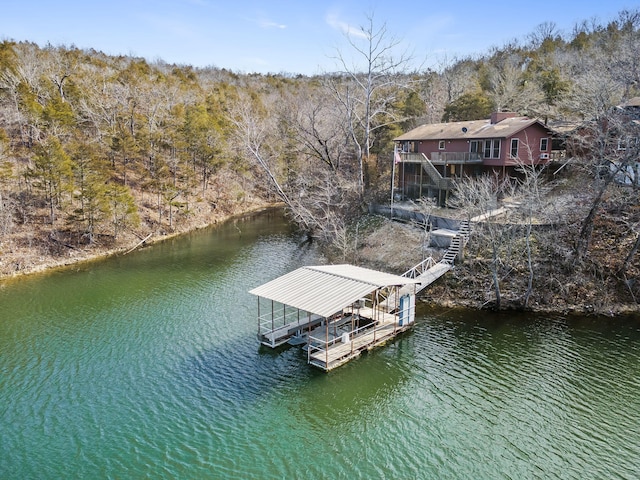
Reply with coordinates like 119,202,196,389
394,117,547,141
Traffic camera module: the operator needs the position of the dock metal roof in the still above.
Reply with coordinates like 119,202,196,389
249,264,419,318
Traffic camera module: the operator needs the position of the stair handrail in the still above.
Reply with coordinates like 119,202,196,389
438,220,472,266
420,153,444,181
402,256,435,278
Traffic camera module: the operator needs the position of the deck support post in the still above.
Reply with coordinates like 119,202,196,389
394,287,399,333
271,300,275,348
257,297,260,338
307,312,311,365
325,319,329,368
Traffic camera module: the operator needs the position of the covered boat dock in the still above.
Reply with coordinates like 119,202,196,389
249,265,419,371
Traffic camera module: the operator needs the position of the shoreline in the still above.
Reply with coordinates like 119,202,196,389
0,202,281,284
3,205,638,318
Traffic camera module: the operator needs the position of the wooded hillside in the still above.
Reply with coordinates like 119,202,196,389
1,9,639,312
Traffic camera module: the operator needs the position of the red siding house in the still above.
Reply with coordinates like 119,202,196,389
393,112,556,203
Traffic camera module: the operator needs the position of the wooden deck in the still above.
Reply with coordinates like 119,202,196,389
307,313,410,371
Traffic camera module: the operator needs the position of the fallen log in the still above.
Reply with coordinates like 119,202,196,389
122,233,152,255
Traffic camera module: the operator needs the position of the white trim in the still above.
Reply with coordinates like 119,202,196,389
540,137,549,151
510,138,519,158
483,139,501,159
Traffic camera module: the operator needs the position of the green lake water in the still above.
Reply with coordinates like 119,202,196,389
1,209,639,479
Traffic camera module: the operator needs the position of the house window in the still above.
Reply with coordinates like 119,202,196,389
540,137,548,151
510,138,519,158
439,140,446,150
483,139,500,159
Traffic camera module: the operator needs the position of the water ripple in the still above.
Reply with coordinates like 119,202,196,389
2,216,640,479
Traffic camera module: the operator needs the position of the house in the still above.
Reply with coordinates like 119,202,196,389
393,112,559,204
563,98,640,186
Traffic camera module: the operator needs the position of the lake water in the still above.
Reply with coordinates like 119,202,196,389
1,209,639,479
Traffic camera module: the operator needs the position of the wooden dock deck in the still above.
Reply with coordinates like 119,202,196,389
305,218,472,371
308,314,412,371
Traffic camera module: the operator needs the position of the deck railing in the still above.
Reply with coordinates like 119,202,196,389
400,150,567,164
398,152,425,163
307,318,379,368
429,152,483,164
402,256,435,278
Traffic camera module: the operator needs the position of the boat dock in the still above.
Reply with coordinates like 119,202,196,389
249,265,419,371
249,220,471,372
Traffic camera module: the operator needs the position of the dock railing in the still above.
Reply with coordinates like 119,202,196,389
307,319,377,369
402,256,435,278
306,299,410,370
258,304,321,348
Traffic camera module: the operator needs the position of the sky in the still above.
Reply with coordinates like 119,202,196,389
0,0,636,75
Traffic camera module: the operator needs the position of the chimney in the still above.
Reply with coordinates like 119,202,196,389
490,111,518,124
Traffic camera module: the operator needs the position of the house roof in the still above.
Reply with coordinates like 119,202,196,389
394,117,549,141
547,120,584,135
249,264,419,318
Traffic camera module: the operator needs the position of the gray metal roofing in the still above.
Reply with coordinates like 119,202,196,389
394,117,545,141
248,264,419,318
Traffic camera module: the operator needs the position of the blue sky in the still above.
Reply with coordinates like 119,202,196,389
0,0,636,74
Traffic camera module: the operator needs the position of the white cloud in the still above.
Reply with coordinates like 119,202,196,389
325,12,368,39
258,18,287,29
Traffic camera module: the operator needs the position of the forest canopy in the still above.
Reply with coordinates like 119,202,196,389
0,9,639,288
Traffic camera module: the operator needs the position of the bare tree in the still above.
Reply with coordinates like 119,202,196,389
230,90,325,236
438,55,479,105
281,84,349,173
410,197,436,262
511,154,555,307
0,135,14,235
483,52,543,114
573,112,640,261
450,174,509,308
328,12,415,200
527,21,561,50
